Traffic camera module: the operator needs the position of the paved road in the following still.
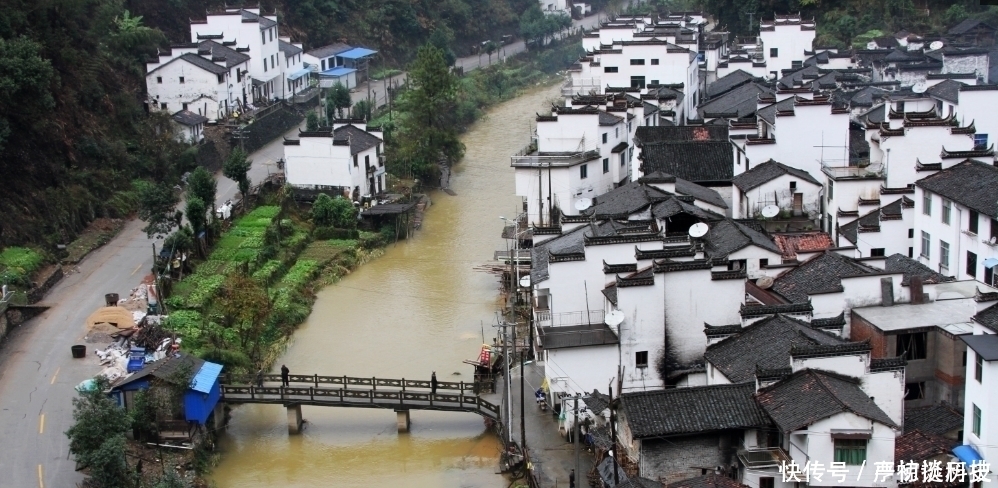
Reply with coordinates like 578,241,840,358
0,10,621,485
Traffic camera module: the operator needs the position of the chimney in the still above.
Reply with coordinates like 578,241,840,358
910,276,925,304
880,277,894,307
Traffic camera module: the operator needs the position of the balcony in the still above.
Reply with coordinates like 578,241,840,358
821,162,884,180
534,309,605,328
510,150,601,169
737,448,792,469
562,78,601,96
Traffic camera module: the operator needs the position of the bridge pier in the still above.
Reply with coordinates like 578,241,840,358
395,409,411,433
287,404,303,435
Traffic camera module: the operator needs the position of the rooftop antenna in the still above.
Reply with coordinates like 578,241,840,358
688,222,709,238
761,205,780,218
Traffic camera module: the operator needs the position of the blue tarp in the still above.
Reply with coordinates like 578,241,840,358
953,445,984,465
320,66,357,77
338,47,377,59
288,67,311,81
190,361,223,394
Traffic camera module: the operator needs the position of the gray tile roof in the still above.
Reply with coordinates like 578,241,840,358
757,97,795,125
731,160,820,192
916,159,998,218
599,111,625,126
333,124,382,155
777,65,820,90
172,110,209,126
306,42,352,59
961,333,998,361
756,369,898,433
667,474,748,488
586,181,672,218
948,18,996,36
169,52,228,75
926,79,965,104
531,221,628,283
895,430,958,466
634,125,728,144
652,198,726,222
620,383,770,438
279,40,303,57
904,404,964,435
707,69,756,98
241,9,277,29
705,219,780,258
112,352,203,389
199,40,251,68
885,253,955,285
838,197,908,245
639,141,734,184
771,251,882,303
698,83,773,119
862,104,886,124
704,315,845,383
538,323,619,349
974,303,998,332
676,177,728,208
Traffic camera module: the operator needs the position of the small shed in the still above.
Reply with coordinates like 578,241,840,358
110,352,223,426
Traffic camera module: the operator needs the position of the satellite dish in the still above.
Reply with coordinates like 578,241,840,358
929,40,944,51
519,276,531,288
605,310,625,326
866,41,877,50
688,222,709,238
575,198,593,211
761,205,780,218
757,276,774,289
912,82,927,94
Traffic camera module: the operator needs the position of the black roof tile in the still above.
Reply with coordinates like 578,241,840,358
916,159,998,218
199,40,251,68
706,219,780,258
926,79,965,104
838,197,908,245
904,404,964,435
771,251,882,303
620,383,770,438
948,18,996,36
731,159,820,192
706,69,757,98
756,369,898,433
333,124,382,155
279,40,303,57
973,302,998,332
240,9,277,29
306,43,352,59
698,83,773,119
639,141,734,184
634,125,728,144
171,110,209,126
885,253,955,285
667,474,747,488
676,177,729,208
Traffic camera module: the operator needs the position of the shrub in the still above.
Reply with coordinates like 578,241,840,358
0,247,46,287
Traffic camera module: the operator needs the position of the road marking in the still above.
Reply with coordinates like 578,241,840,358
39,414,44,434
50,367,59,385
38,464,44,488
130,263,143,276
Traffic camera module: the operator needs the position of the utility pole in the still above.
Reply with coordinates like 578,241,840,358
520,348,526,452
574,394,581,483
609,383,619,486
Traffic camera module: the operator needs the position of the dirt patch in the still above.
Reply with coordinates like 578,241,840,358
65,218,125,264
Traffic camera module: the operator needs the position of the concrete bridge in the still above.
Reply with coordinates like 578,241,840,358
220,374,501,434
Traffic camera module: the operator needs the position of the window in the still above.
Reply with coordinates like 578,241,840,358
179,76,185,84
365,155,370,167
580,164,588,179
973,404,982,437
968,251,978,277
759,478,775,488
974,133,989,150
940,241,950,268
904,382,925,400
651,58,659,65
942,199,952,225
635,351,648,368
261,32,265,44
897,332,927,360
827,180,834,199
630,59,645,65
630,76,646,89
322,59,327,71
992,218,998,240
264,59,267,72
620,153,626,168
789,181,797,191
760,258,769,268
770,47,779,58
969,210,980,234
269,29,273,42
922,192,932,215
792,60,803,69
909,247,913,258
976,352,984,382
615,127,619,137
353,155,358,167
908,228,914,238
921,231,930,258
160,102,167,110
871,248,886,257
650,79,659,85
603,158,609,174
182,102,188,111
833,439,866,465
218,73,225,83
604,66,618,73
602,133,607,144
964,351,967,366
156,76,162,84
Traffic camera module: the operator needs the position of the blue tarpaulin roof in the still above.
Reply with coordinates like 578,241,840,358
338,47,377,59
320,67,357,77
288,67,311,81
190,361,223,394
953,445,984,465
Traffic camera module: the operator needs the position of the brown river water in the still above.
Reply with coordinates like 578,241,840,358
210,83,562,487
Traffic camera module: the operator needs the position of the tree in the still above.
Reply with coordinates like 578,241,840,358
327,82,352,121
352,99,373,120
217,273,272,363
312,193,358,228
65,377,133,487
484,40,499,64
0,37,57,157
395,45,465,181
311,193,337,226
223,148,252,200
186,167,216,211
136,180,179,238
306,110,320,131
185,196,207,238
427,27,457,67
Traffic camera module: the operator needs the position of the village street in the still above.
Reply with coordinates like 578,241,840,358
0,11,616,486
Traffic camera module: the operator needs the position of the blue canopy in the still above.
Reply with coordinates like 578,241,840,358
953,445,984,465
288,67,311,81
338,47,378,59
320,66,357,77
190,361,223,394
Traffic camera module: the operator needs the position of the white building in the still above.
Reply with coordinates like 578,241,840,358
730,159,822,220
959,302,998,474
283,123,385,199
170,110,208,143
303,43,377,89
190,7,282,101
758,15,817,78
914,159,998,284
145,42,251,121
278,39,310,100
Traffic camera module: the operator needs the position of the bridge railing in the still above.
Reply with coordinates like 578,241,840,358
219,384,502,418
223,373,485,393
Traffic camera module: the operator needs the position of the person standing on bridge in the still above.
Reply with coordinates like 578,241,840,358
281,364,290,387
431,372,438,395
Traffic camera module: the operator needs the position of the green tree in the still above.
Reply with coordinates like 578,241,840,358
136,180,179,238
185,196,207,238
306,110,320,131
327,82,352,121
65,377,133,486
352,99,373,120
217,273,272,363
0,37,57,157
395,45,465,181
311,193,337,226
428,27,457,67
223,148,252,200
312,194,358,228
186,167,216,211
484,40,499,64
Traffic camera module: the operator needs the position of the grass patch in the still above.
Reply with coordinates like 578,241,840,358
0,247,47,287
64,218,125,264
